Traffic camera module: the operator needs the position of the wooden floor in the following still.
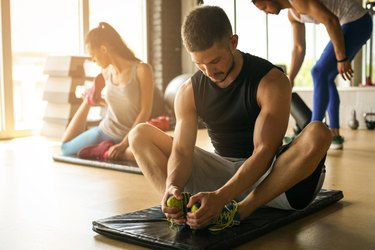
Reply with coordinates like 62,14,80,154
0,128,374,250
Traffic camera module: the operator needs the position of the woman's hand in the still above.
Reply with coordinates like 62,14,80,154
106,143,127,159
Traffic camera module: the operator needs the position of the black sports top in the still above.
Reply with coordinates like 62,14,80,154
191,52,277,158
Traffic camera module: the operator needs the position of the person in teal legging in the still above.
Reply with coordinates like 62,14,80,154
252,0,372,149
61,22,155,161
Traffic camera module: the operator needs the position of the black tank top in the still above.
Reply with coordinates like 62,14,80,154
192,52,277,158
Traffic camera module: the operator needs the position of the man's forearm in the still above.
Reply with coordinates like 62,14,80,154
215,151,274,204
165,151,193,191
289,47,305,84
324,21,346,61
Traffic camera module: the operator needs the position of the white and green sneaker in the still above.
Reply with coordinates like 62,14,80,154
283,135,295,145
330,135,344,150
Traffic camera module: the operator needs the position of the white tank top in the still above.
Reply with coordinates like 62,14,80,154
289,0,368,25
99,63,141,141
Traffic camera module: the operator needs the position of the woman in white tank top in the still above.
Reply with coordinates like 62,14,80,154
60,22,155,161
252,0,372,150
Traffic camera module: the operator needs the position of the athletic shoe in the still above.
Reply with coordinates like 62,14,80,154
85,73,105,105
208,200,240,232
283,135,295,145
166,192,192,231
102,150,110,161
330,135,344,150
77,140,114,160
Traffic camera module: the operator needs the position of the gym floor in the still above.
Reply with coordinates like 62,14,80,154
0,127,374,250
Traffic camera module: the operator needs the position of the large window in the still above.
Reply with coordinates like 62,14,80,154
203,0,355,87
10,0,81,132
0,0,147,138
236,0,267,58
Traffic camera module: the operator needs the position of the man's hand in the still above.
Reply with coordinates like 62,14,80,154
162,185,186,225
288,75,295,88
338,61,353,81
185,191,226,229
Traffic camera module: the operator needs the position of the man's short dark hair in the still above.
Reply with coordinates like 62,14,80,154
181,5,233,52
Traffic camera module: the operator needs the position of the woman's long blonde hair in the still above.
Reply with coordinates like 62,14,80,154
85,22,140,62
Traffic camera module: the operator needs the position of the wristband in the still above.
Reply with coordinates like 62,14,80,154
337,57,348,63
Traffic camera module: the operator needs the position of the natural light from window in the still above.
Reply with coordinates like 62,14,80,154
5,0,146,136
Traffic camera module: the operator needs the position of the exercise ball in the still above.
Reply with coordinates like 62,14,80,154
164,74,192,116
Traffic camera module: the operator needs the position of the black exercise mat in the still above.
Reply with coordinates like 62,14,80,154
93,189,343,250
53,155,142,174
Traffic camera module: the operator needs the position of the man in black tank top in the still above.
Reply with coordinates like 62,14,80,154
129,5,331,231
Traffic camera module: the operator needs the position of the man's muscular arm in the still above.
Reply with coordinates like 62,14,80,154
162,80,198,223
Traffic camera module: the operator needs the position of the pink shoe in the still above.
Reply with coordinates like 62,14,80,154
85,73,105,105
103,150,110,161
147,116,171,131
77,140,114,161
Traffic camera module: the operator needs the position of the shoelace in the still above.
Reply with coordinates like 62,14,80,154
181,192,192,214
209,201,239,232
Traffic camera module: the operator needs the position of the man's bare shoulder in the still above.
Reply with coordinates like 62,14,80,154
175,78,196,112
257,68,292,102
262,68,290,86
176,78,193,96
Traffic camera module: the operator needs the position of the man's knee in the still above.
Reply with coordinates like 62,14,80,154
311,63,329,82
128,123,152,149
302,121,332,152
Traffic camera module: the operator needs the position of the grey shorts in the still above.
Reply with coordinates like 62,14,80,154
184,146,325,211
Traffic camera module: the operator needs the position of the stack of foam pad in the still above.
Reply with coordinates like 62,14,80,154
41,56,95,138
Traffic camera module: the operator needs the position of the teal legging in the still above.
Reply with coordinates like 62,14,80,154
60,127,119,156
311,13,372,128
